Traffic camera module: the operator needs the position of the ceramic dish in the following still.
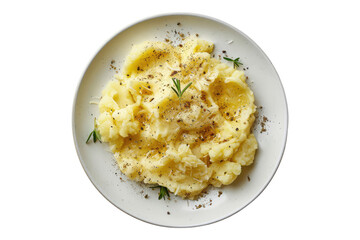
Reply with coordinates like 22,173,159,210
72,13,288,227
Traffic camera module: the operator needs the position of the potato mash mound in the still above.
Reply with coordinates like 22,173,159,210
98,36,258,199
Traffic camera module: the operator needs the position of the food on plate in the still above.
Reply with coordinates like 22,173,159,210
96,36,257,199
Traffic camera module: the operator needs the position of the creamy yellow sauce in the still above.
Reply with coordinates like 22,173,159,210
97,36,257,199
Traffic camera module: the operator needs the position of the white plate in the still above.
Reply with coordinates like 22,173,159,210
72,13,288,227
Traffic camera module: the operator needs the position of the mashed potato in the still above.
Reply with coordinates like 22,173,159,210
97,36,257,199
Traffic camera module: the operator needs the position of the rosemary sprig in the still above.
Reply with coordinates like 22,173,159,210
171,78,192,102
86,117,102,143
223,57,243,69
150,185,170,200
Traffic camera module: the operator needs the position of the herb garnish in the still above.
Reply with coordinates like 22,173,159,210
150,185,170,200
171,78,192,103
86,118,102,143
223,57,243,69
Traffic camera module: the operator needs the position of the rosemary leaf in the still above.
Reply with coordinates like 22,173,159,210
171,87,180,97
223,56,243,69
150,185,170,200
86,118,101,144
86,130,94,143
181,82,192,96
171,78,192,102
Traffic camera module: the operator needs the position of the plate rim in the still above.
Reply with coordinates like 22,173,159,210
72,12,289,228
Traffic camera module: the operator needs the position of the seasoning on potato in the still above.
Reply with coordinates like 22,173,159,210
97,36,258,199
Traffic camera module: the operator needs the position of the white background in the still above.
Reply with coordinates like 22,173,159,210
1,0,359,239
